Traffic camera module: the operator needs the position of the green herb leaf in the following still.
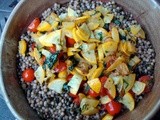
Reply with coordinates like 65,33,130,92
84,84,90,94
98,32,103,41
123,79,129,89
68,56,79,71
63,83,70,92
114,19,121,26
120,34,126,40
43,52,59,69
78,45,83,50
104,23,109,31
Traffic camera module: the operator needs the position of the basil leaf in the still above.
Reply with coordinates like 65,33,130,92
43,52,59,69
68,56,79,71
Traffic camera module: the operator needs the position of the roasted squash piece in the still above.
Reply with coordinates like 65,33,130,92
88,78,101,93
19,40,27,56
104,78,116,99
122,92,135,111
123,74,136,93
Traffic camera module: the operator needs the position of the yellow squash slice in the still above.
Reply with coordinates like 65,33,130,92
122,92,135,111
94,27,109,41
58,70,67,79
112,27,120,42
68,7,78,17
123,74,136,93
105,56,125,73
75,15,90,24
72,28,81,42
104,78,116,99
62,22,75,29
130,25,141,36
33,48,41,65
48,79,66,93
104,14,114,24
100,95,112,104
87,78,101,93
102,40,118,56
34,66,45,84
116,63,129,76
87,22,100,30
91,64,104,79
76,23,91,41
81,50,97,64
80,98,99,115
98,44,104,62
67,47,80,56
68,73,83,95
39,30,62,50
132,81,146,95
19,39,27,56
102,114,113,120
87,65,97,79
137,29,145,39
96,6,110,16
37,21,52,32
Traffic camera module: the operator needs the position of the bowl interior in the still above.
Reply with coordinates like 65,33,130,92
1,0,160,120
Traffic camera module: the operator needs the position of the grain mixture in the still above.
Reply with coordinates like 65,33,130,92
17,0,155,120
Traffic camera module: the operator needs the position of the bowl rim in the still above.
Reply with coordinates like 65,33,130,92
0,0,160,120
0,0,26,119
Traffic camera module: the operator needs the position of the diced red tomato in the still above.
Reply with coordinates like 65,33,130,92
22,68,35,82
28,18,40,32
69,93,78,98
105,100,122,116
73,96,80,105
100,76,108,85
31,43,36,50
99,76,113,99
66,36,76,47
139,75,153,93
100,76,108,97
66,74,73,82
58,52,67,61
48,44,56,54
88,89,99,98
100,87,108,97
54,61,67,73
